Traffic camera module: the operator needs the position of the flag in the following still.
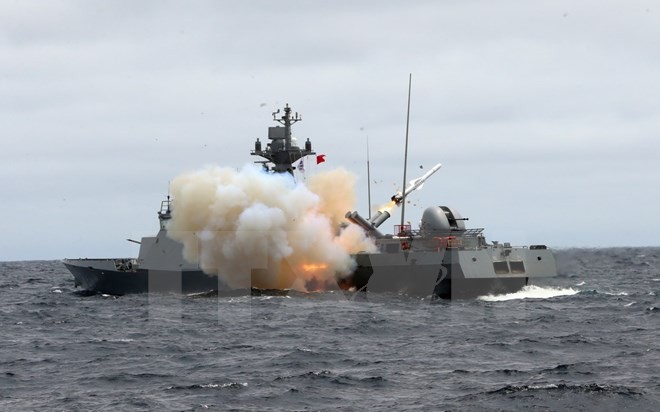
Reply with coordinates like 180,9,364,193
298,158,305,172
316,154,326,164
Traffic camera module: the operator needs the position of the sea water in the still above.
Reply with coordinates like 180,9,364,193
1,248,659,411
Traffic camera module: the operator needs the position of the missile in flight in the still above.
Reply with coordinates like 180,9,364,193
391,162,442,205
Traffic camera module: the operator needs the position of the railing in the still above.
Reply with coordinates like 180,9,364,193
159,199,171,214
394,228,485,239
158,198,172,222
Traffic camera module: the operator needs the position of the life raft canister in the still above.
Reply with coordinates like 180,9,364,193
447,236,461,248
433,236,461,250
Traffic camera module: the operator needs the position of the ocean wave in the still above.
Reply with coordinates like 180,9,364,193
274,370,385,386
487,383,643,396
478,285,578,301
167,382,248,390
87,338,135,344
574,289,630,297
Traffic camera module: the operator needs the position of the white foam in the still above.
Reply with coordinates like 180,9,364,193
528,383,559,390
624,301,636,307
601,291,629,296
186,290,214,297
478,285,579,301
205,382,247,388
576,281,586,286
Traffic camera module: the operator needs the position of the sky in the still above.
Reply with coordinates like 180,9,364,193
2,0,659,261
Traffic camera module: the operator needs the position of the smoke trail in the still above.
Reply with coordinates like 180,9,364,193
166,164,376,291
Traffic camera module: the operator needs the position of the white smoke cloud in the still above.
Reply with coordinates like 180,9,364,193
166,164,377,291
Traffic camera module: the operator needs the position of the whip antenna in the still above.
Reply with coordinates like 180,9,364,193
400,74,412,230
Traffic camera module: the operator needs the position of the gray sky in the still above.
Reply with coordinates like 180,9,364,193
2,0,659,261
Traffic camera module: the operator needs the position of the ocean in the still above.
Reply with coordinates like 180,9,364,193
1,248,658,411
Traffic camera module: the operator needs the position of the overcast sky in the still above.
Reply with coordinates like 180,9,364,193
2,0,659,261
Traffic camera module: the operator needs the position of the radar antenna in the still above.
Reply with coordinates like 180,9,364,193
251,104,315,174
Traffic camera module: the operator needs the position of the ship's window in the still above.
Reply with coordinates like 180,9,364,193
509,261,526,274
493,261,509,274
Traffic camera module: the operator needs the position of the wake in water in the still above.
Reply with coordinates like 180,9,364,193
478,285,579,301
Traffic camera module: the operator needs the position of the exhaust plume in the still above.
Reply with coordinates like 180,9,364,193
166,164,376,291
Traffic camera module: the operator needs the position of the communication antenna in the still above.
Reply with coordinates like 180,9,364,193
167,180,171,212
400,74,412,230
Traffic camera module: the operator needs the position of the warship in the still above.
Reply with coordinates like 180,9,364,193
63,104,557,298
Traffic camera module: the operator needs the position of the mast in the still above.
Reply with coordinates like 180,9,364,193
367,134,372,220
400,74,412,230
251,104,315,174
274,104,300,150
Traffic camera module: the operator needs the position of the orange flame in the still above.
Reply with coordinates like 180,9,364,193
378,200,397,213
301,263,329,272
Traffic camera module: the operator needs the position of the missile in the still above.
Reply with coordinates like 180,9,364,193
391,162,442,205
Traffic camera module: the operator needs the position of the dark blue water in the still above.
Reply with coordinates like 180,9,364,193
1,248,659,411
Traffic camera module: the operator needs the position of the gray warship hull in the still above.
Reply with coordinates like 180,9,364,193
63,235,555,299
62,198,556,299
63,260,220,295
63,258,527,298
63,225,228,296
342,246,555,299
